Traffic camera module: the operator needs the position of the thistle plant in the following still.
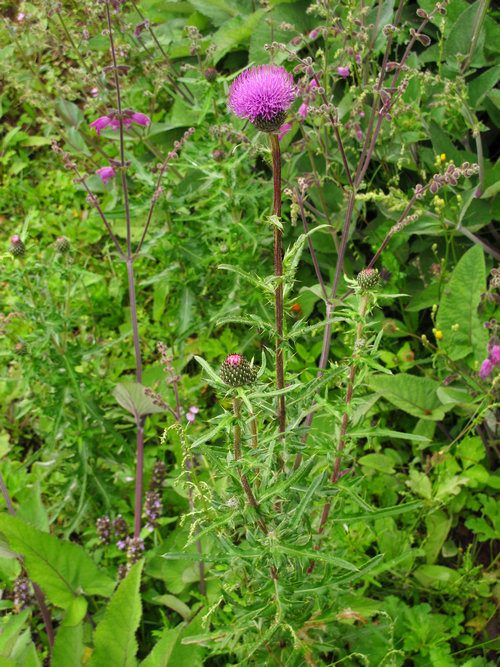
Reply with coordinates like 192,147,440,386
228,64,295,438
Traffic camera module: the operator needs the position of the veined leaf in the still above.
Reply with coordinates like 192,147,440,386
89,561,144,667
0,515,115,608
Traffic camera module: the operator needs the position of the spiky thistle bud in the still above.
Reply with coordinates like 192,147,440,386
55,236,70,253
220,354,256,387
9,235,25,257
14,342,27,356
357,268,380,292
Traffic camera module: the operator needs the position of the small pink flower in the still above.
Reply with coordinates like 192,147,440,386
355,53,362,64
491,346,500,366
90,116,111,135
11,235,21,243
91,87,99,98
298,103,308,120
337,66,350,78
474,188,481,198
96,166,116,185
355,126,363,141
310,79,319,90
189,406,199,414
479,358,492,379
186,412,196,423
309,28,319,40
131,112,151,127
17,12,25,22
278,123,292,141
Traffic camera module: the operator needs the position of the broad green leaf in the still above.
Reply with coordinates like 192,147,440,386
367,373,449,420
435,245,488,361
89,561,144,667
140,626,184,667
188,0,238,25
212,11,264,64
0,515,115,609
17,481,49,532
153,594,191,621
424,510,452,564
140,613,205,667
176,287,194,335
113,382,166,419
51,623,85,667
443,1,486,69
413,564,459,587
468,65,500,107
358,453,395,474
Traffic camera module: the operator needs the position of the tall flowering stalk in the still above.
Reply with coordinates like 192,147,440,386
54,0,193,539
228,65,295,438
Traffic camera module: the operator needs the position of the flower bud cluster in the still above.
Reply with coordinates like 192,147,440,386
13,576,33,612
428,162,479,195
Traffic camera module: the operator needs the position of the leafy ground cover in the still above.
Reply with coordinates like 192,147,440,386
0,0,499,664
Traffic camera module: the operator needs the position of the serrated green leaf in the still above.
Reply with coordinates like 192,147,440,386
89,561,144,667
367,373,449,420
0,515,115,609
435,245,488,361
51,623,85,667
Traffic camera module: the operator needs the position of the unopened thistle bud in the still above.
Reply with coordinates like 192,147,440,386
9,235,25,257
204,67,217,81
220,354,256,387
55,236,70,253
14,341,27,356
357,268,380,292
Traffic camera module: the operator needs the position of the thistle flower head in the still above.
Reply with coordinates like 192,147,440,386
228,65,295,133
220,354,256,387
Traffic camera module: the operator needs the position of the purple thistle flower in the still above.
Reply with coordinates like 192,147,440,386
337,66,350,78
96,166,116,185
491,345,500,366
228,64,295,133
480,358,492,379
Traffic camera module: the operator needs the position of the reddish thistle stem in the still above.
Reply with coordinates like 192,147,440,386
269,133,286,439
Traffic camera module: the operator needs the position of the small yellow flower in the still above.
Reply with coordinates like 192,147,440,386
433,328,443,340
440,153,446,161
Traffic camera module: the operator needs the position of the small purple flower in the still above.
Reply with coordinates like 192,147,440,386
355,53,362,64
298,103,308,120
131,112,151,127
480,358,492,379
186,405,200,423
491,345,500,366
309,28,320,40
96,166,116,184
278,122,293,141
91,87,99,98
337,66,350,78
90,116,111,135
474,188,481,198
228,64,295,133
11,235,21,243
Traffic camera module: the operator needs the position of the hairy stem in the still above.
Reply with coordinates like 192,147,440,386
270,133,286,439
